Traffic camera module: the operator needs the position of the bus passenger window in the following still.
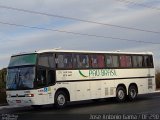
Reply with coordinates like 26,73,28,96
132,56,143,68
57,55,64,68
38,55,48,66
57,54,72,69
143,56,153,68
106,55,119,68
73,54,89,68
106,56,112,67
112,56,119,67
120,55,132,68
132,56,137,67
90,54,105,68
38,54,55,68
48,55,55,68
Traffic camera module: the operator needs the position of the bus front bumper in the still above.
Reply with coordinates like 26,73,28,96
7,97,37,107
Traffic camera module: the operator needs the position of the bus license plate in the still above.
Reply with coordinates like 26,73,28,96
16,100,21,103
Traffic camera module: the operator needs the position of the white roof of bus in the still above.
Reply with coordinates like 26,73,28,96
36,49,153,55
12,49,153,56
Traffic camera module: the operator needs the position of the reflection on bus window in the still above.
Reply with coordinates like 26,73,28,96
6,67,35,90
90,54,105,68
143,56,153,68
120,55,132,68
132,56,143,68
9,54,37,67
48,70,55,85
37,68,47,87
57,54,72,69
38,54,55,68
73,54,89,68
106,55,119,68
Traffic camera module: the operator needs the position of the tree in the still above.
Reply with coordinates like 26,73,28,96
0,68,7,91
156,70,160,89
0,68,7,103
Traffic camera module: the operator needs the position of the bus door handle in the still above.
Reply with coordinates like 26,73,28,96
77,90,80,92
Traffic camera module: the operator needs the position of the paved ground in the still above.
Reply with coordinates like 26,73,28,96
0,92,160,120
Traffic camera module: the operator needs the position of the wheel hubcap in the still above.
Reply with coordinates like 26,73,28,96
130,89,136,98
118,90,125,99
57,94,65,106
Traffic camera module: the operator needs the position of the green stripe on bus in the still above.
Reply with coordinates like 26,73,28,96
79,70,88,77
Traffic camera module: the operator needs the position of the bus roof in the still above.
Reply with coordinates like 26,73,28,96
37,49,153,55
12,49,153,56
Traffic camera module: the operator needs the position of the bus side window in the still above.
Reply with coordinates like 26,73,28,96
38,54,55,68
149,56,154,68
132,56,137,67
48,70,55,85
112,56,119,67
132,56,143,68
57,54,72,69
90,54,105,68
37,68,47,87
90,55,98,68
106,55,119,68
57,55,64,68
80,54,89,68
64,54,72,68
97,55,105,68
73,54,89,69
143,56,154,68
120,55,132,68
73,54,78,68
106,55,112,67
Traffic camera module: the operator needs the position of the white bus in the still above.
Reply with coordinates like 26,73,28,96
6,49,155,108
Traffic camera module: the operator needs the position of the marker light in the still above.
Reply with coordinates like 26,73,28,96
25,94,34,97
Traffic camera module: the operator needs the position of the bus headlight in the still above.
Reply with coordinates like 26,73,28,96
25,94,34,97
7,94,11,98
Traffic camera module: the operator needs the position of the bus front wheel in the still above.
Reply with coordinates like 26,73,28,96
54,91,67,109
116,86,126,102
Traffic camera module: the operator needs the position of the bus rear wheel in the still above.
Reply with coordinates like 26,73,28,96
116,86,126,102
128,85,138,101
54,91,68,109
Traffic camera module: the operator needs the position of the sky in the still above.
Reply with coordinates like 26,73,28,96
0,0,160,69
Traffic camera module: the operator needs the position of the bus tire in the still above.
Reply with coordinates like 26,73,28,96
54,91,68,109
116,86,126,102
128,85,138,101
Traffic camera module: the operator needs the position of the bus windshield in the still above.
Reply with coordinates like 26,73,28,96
8,54,37,67
7,54,37,90
6,67,35,90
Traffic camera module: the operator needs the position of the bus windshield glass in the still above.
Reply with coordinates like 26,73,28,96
6,67,35,90
8,54,37,67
